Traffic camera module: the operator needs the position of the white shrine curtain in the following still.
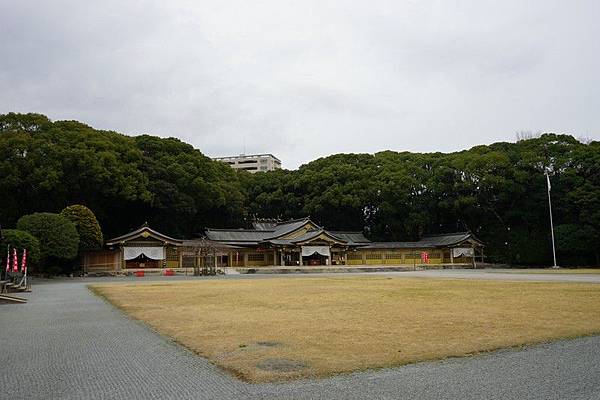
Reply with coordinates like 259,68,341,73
123,246,165,260
452,247,474,258
301,246,331,257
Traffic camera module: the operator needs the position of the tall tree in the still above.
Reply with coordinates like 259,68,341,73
61,205,104,251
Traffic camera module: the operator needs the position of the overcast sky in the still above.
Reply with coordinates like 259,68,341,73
1,1,599,169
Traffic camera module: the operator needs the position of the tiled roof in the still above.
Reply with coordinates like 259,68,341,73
361,232,481,249
204,229,273,243
204,218,482,250
420,232,478,247
252,221,278,230
206,218,317,243
181,239,243,249
263,239,294,246
265,218,317,239
329,231,371,245
361,241,434,249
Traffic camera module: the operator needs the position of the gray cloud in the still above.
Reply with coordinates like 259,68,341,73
1,0,599,168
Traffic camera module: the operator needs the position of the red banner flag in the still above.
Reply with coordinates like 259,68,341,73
12,248,18,272
5,247,9,272
21,249,27,274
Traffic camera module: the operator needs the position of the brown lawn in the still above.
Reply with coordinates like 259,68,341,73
494,268,600,274
90,277,600,382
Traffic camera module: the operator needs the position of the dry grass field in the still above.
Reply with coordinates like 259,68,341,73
91,277,600,382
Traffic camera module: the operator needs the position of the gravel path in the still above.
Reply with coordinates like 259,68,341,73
1,274,599,399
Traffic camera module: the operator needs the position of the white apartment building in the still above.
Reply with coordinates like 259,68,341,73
212,153,282,173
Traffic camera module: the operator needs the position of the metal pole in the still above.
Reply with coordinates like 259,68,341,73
546,171,559,268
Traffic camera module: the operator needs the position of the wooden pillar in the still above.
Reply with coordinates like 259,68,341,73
117,249,123,272
178,250,183,269
243,252,248,267
280,250,285,266
450,248,454,264
120,246,125,271
362,252,366,265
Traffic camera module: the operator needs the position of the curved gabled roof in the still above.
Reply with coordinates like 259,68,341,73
205,218,322,243
106,224,183,246
264,218,319,239
290,229,347,245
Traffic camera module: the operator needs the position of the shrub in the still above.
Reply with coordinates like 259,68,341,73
60,205,103,251
16,212,79,262
0,229,41,267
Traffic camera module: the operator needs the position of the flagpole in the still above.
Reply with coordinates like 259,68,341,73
545,170,558,268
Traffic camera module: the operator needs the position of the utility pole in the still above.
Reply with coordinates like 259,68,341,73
545,170,559,268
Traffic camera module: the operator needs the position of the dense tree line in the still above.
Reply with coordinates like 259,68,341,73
0,113,245,239
244,138,600,266
1,113,599,266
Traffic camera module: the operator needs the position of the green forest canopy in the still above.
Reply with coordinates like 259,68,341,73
1,112,599,266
